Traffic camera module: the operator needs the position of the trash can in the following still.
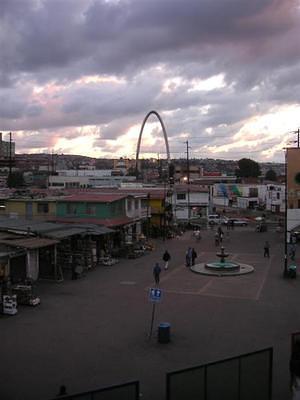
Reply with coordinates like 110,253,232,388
158,322,171,343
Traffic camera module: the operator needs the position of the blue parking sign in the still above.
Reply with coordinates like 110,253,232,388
149,288,162,302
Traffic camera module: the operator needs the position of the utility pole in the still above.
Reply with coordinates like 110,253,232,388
9,132,12,177
185,140,191,224
294,128,300,148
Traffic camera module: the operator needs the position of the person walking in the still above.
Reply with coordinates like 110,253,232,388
264,241,270,258
162,250,171,270
191,248,197,266
218,226,224,243
153,262,161,284
185,247,193,267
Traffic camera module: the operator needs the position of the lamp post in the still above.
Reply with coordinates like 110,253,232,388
185,141,191,224
147,193,151,239
163,180,167,241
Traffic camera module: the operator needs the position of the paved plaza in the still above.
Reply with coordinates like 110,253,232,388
1,225,299,399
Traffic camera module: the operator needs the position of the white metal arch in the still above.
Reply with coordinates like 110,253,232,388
135,110,170,174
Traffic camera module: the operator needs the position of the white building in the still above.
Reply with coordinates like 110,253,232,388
265,184,285,213
48,170,136,189
211,183,285,211
171,184,209,221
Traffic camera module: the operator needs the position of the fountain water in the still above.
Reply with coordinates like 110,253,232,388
205,246,240,271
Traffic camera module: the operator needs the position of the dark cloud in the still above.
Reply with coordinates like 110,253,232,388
0,0,299,160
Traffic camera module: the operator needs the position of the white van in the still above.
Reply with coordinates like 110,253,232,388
208,214,221,225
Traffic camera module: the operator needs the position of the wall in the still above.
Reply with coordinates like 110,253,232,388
56,199,125,219
1,199,56,219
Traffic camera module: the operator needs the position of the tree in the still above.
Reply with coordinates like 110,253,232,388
7,171,25,188
236,158,261,178
265,169,277,181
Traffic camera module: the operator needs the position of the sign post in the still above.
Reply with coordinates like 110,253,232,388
148,288,162,339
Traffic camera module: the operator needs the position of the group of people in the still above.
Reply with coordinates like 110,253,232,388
152,235,279,285
153,246,198,284
215,226,224,246
185,247,197,267
153,250,171,284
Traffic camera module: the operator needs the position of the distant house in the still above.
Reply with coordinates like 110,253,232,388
265,184,285,213
0,196,57,220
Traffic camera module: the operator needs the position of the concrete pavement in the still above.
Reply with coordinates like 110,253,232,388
0,225,298,399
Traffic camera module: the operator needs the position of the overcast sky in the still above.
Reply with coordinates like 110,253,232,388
1,0,300,162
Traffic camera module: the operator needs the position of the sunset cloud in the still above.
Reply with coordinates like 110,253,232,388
0,0,300,161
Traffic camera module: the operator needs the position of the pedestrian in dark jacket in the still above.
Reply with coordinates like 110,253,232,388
153,263,161,284
163,250,171,270
191,248,197,266
186,247,193,267
264,241,270,258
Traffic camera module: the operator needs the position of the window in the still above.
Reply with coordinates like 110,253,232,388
37,203,49,214
177,193,186,200
277,193,280,200
51,182,64,187
66,203,77,215
249,188,258,197
135,199,139,209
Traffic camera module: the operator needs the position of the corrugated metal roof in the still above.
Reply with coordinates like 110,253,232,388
46,225,113,238
0,217,66,234
0,217,114,238
46,227,87,239
51,216,133,227
0,237,59,249
58,193,127,202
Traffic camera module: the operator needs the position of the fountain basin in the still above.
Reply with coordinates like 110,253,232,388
191,246,254,276
205,261,240,271
191,262,254,276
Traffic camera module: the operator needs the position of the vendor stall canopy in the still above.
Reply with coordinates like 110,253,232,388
0,216,114,239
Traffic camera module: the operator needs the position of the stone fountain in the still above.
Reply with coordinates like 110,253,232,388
205,246,240,272
191,246,254,276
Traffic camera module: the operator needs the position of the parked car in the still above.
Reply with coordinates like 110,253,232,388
208,215,229,225
225,218,248,226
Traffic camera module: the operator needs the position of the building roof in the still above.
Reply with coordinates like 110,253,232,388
82,187,167,199
118,188,166,199
50,216,134,227
174,184,209,193
46,225,113,238
0,237,59,250
0,216,114,238
58,193,127,202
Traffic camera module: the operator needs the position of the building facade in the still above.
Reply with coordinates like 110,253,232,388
287,148,300,237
